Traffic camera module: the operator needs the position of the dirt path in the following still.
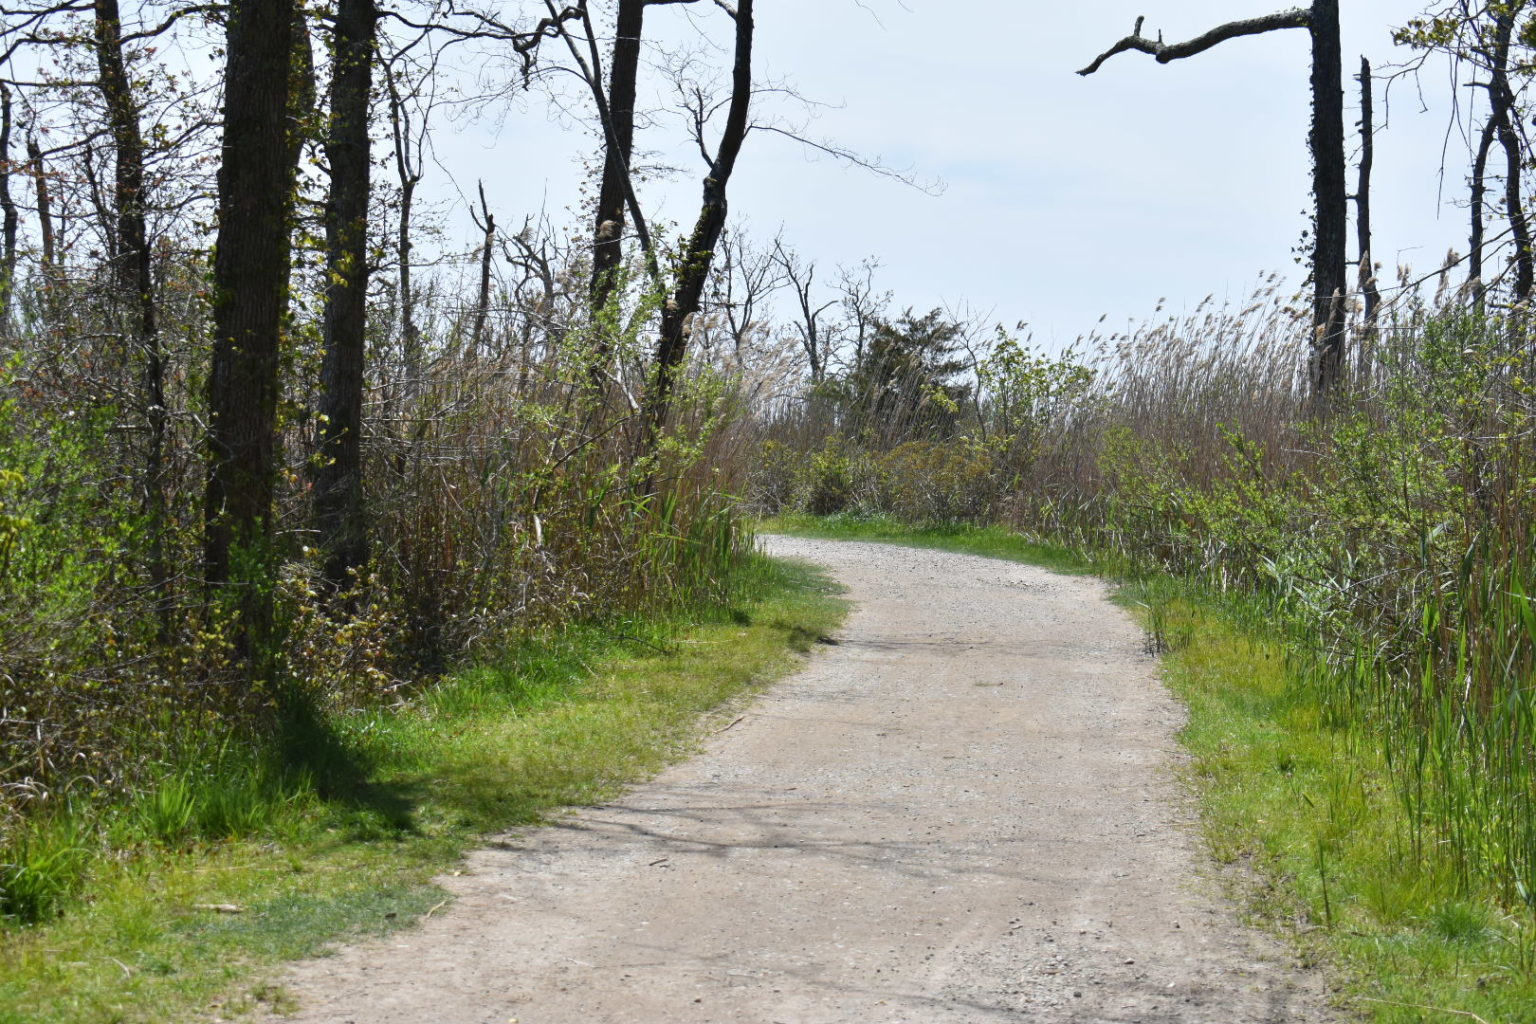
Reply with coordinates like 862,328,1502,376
263,537,1332,1023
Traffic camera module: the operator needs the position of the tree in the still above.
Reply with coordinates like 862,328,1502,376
93,0,170,623
840,308,970,446
771,240,836,385
642,0,754,446
313,0,380,592
1355,57,1381,343
1397,2,1534,306
0,83,16,324
1079,2,1349,398
205,0,305,658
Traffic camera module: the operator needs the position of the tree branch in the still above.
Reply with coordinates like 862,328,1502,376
1077,8,1312,76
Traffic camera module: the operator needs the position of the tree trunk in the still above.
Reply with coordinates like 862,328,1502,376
205,0,301,658
1489,9,1533,303
1354,55,1380,377
1308,0,1348,398
590,0,646,317
385,68,422,398
1077,4,1345,398
643,0,754,447
95,0,170,625
1470,116,1496,309
27,137,54,276
313,0,378,592
0,84,17,323
471,180,495,357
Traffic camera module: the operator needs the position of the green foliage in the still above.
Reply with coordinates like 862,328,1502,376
978,331,1094,455
837,308,972,445
876,440,998,524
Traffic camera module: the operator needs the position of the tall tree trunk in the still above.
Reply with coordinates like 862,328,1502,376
471,180,495,357
1470,116,1497,309
643,0,754,447
314,0,378,591
205,0,301,660
0,85,17,324
94,0,170,626
1076,3,1345,398
1308,0,1348,398
590,0,645,316
1354,55,1380,377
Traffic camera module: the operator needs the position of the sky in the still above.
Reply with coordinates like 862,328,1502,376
431,1,1474,349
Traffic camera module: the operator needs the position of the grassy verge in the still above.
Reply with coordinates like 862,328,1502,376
0,554,846,1024
768,517,1536,1024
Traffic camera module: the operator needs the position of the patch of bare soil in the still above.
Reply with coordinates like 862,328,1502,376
261,537,1332,1023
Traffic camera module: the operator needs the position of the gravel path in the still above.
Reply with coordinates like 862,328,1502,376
263,537,1332,1023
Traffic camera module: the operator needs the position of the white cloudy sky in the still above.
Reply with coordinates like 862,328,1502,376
434,1,1475,347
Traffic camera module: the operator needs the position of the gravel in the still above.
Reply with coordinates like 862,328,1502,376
262,537,1333,1023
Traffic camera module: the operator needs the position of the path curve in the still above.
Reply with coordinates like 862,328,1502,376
263,537,1332,1023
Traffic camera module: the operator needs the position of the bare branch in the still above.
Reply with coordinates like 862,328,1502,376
750,123,944,195
1077,8,1311,76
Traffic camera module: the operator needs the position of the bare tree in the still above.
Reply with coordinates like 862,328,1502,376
771,239,836,385
1079,2,1349,397
382,34,436,396
836,257,888,373
1354,56,1382,380
589,0,690,315
1355,56,1380,369
1397,1,1534,307
26,135,54,277
469,178,496,356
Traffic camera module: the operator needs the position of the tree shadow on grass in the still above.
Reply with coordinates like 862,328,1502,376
270,684,420,838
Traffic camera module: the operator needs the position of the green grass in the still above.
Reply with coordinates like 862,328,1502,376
0,553,846,1024
1144,590,1536,1024
768,517,1536,1023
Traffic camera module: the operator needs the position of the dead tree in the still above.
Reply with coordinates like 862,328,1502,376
589,0,648,317
1487,5,1533,303
1080,2,1350,398
771,239,836,385
540,0,695,390
382,43,433,397
1397,1,1532,308
470,179,496,356
1355,56,1380,371
26,136,54,276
